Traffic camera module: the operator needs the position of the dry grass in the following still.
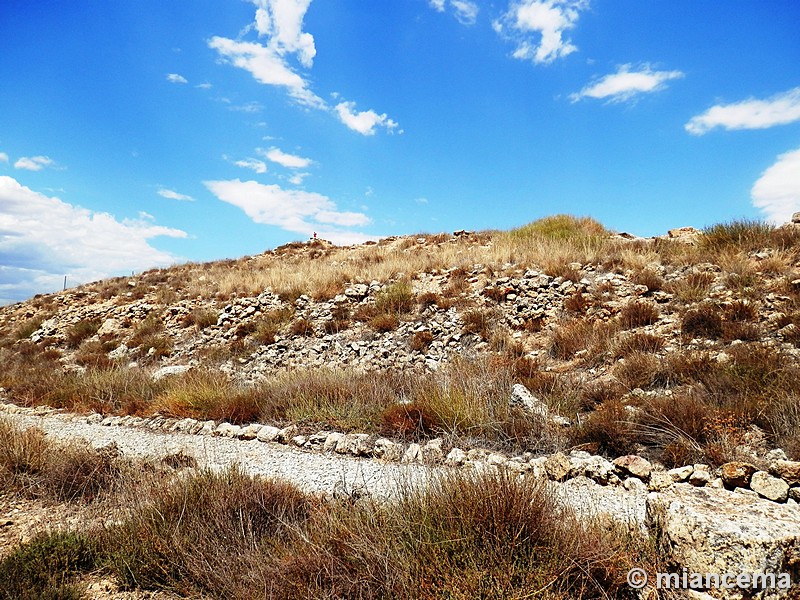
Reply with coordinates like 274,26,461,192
666,271,715,303
101,467,656,599
618,300,659,329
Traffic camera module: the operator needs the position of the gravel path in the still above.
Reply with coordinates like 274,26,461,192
2,408,648,525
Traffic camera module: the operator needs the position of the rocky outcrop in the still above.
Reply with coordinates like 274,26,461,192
647,485,800,598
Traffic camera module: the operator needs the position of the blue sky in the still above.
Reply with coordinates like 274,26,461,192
1,0,799,304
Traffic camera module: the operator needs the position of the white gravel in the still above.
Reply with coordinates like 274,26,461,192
2,410,648,524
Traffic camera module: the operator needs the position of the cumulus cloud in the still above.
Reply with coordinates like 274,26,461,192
14,156,55,171
209,36,325,109
234,158,268,174
751,148,800,225
157,188,194,201
686,87,800,135
259,147,312,168
166,73,188,84
495,0,588,64
429,0,478,25
204,178,372,244
570,64,684,103
335,101,399,136
0,176,185,304
288,172,309,185
0,152,8,163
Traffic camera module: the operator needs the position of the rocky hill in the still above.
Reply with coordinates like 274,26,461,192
3,215,800,597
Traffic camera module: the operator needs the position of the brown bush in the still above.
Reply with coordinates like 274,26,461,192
631,268,664,292
289,318,315,337
461,309,495,340
724,299,758,322
323,319,351,334
381,403,438,439
613,352,661,390
369,312,399,332
618,300,659,329
375,281,414,314
666,271,715,303
721,321,762,342
416,292,441,310
564,291,588,313
182,308,218,330
681,303,723,339
410,331,434,352
65,318,101,348
571,400,639,456
613,332,664,358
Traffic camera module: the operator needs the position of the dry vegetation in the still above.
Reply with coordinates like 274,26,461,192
2,216,800,464
0,420,659,600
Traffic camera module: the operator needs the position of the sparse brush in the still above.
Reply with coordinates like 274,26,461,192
0,531,99,600
613,351,662,390
564,290,588,313
461,308,495,340
14,316,44,340
724,299,758,322
409,330,434,352
375,281,415,314
182,307,219,330
65,318,101,348
700,219,776,253
666,271,715,303
289,317,315,337
549,318,618,362
618,300,659,329
681,303,723,339
630,268,664,292
154,369,260,424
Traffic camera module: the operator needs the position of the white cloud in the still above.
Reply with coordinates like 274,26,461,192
0,152,8,163
14,156,55,171
209,36,325,109
335,101,399,136
495,0,588,64
0,176,185,304
259,147,312,168
166,73,188,84
196,82,213,90
157,188,195,201
234,158,268,174
451,1,479,25
288,172,309,185
252,0,316,68
429,0,478,25
751,148,800,225
415,197,429,204
204,178,372,244
686,87,800,135
570,64,684,103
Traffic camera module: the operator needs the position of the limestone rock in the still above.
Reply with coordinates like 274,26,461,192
669,465,694,482
323,432,345,452
647,470,673,492
373,438,403,461
719,461,758,489
421,438,445,464
509,383,548,418
237,423,262,440
402,443,421,464
770,460,800,486
256,425,281,442
152,365,191,381
613,455,652,480
445,447,467,467
751,471,790,503
545,452,571,482
276,424,298,443
688,464,712,487
647,485,800,592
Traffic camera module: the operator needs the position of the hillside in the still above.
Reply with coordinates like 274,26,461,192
3,215,800,465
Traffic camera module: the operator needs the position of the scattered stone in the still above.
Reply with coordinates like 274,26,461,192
402,443,421,464
647,471,673,492
256,425,281,442
445,447,467,467
688,464,712,487
613,455,652,480
421,438,445,464
214,422,241,438
373,438,403,461
152,365,191,380
719,461,758,489
668,465,694,482
545,452,571,482
276,424,298,443
237,423,263,440
323,432,345,452
750,471,790,503
770,460,800,486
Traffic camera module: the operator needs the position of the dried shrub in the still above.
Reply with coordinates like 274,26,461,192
571,400,638,456
613,352,661,390
578,379,626,410
700,219,775,253
375,281,414,314
410,330,434,352
154,370,260,424
417,292,442,310
443,268,469,297
482,286,510,302
65,318,101,348
549,319,617,361
14,316,44,340
352,304,378,322
74,338,117,369
182,308,218,330
461,309,495,340
721,321,762,342
613,332,664,358
369,313,399,332
681,303,723,339
323,319,351,334
290,318,315,337
630,268,664,292
666,271,715,303
618,300,659,329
